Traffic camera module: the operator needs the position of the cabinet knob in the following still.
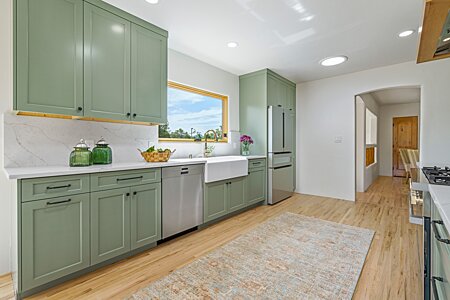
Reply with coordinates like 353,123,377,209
77,107,83,112
127,113,131,117
126,193,130,197
133,191,137,195
133,113,137,118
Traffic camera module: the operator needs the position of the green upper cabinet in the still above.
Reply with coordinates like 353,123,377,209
240,69,295,155
84,3,131,120
21,194,90,291
16,0,84,116
267,73,294,109
131,24,167,123
286,84,296,110
15,0,168,123
130,183,161,250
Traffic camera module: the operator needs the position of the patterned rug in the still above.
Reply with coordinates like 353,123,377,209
127,213,374,300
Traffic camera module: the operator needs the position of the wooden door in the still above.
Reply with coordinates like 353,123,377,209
393,116,418,177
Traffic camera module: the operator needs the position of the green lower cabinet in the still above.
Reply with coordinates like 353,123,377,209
204,181,228,223
204,175,262,223
228,177,246,213
91,188,131,265
431,202,450,297
131,183,161,250
246,167,266,205
21,194,90,291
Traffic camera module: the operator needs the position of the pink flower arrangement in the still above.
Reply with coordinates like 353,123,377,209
240,134,254,145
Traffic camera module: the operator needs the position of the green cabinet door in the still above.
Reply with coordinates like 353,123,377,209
247,168,266,205
286,84,296,110
228,177,246,213
267,74,279,107
204,181,228,223
16,0,84,116
84,3,131,121
91,187,131,264
21,194,90,291
131,24,168,123
130,183,161,250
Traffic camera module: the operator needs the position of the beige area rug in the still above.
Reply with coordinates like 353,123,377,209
127,213,374,300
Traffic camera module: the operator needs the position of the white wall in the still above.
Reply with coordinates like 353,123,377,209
355,94,379,192
0,0,14,275
297,59,450,201
379,102,420,176
355,97,365,192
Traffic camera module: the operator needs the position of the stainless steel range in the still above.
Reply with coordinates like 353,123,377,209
422,166,450,185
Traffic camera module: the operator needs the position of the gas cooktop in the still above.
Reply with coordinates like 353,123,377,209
422,166,450,186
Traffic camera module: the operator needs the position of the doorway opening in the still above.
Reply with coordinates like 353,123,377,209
355,86,421,193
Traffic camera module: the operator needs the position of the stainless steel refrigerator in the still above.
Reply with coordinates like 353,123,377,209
268,106,295,204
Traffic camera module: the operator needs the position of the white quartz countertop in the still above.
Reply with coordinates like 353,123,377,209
4,155,267,180
429,184,450,232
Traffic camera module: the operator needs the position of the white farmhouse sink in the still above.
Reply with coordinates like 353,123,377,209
204,156,248,183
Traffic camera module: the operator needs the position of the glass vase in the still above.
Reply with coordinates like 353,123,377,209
241,143,250,156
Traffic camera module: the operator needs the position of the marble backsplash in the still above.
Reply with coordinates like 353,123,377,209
3,113,240,168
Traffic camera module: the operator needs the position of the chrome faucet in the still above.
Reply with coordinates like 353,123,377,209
203,129,218,157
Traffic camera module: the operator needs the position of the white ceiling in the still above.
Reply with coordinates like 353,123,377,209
368,87,421,105
104,0,424,83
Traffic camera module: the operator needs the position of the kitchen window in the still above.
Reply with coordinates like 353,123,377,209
159,82,228,142
365,109,377,167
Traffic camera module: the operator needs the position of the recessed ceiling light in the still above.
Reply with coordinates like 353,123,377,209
320,56,348,67
145,0,158,4
443,37,450,42
418,26,423,33
227,42,239,48
398,30,415,37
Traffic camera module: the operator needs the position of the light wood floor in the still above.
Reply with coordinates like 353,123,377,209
2,176,422,299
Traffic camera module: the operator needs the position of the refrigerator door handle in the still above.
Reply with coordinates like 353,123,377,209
273,165,292,170
282,111,285,149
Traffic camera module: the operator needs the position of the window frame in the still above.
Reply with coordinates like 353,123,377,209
158,81,229,143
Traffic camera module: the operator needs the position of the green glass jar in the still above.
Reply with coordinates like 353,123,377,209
92,137,112,165
69,139,92,167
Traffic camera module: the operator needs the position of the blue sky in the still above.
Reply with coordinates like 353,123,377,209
167,87,223,134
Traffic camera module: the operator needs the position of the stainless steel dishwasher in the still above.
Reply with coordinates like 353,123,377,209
162,164,204,239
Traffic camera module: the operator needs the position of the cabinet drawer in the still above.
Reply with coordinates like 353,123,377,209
21,175,90,202
91,169,161,192
248,159,266,170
